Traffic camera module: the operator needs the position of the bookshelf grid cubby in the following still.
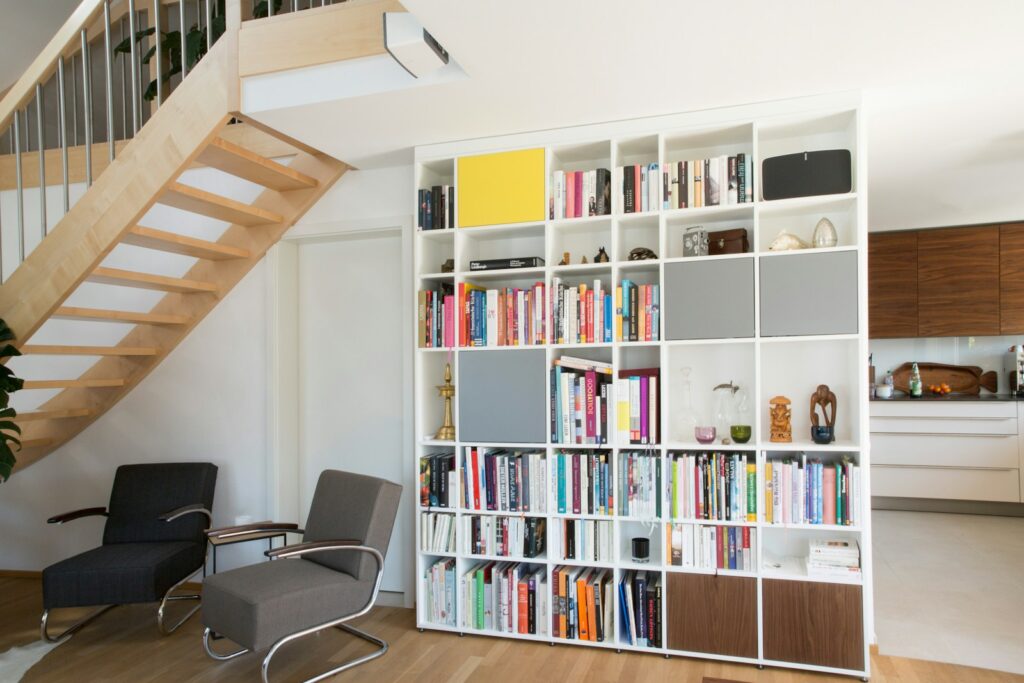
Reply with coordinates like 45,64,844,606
413,93,871,678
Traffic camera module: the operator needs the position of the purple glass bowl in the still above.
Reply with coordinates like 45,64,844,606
694,426,717,444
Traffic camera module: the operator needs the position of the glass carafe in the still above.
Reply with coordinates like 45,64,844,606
712,381,739,444
730,387,752,444
674,366,698,441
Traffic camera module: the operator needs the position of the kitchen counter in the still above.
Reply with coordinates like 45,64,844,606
872,393,1020,402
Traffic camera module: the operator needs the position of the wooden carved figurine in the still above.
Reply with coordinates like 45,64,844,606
559,251,571,266
595,247,610,263
769,396,792,443
810,384,837,428
581,255,588,264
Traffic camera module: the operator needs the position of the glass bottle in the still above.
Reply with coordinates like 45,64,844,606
713,381,739,444
909,362,923,398
674,366,698,441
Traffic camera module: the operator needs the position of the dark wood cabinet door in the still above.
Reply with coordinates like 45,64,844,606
666,573,756,658
1000,223,1024,334
918,226,1000,336
763,579,864,671
868,231,918,338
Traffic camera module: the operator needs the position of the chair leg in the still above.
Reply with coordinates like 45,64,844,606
40,604,117,642
260,616,389,683
156,570,203,635
203,627,250,661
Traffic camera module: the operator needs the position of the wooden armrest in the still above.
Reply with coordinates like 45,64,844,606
159,503,212,523
47,507,108,524
265,539,363,559
206,521,300,539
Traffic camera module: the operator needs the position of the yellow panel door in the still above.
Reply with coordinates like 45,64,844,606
457,148,545,228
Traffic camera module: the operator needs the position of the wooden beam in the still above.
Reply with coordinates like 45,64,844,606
87,267,220,294
196,137,318,191
238,0,405,78
20,345,160,356
23,379,126,390
121,226,251,261
52,307,189,325
160,182,285,226
15,409,93,422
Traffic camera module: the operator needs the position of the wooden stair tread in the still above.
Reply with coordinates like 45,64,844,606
23,379,126,389
20,345,160,356
122,225,251,261
88,266,219,294
196,137,318,192
53,307,189,325
21,439,55,449
160,182,284,226
16,409,93,422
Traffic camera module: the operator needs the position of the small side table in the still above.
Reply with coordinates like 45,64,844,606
207,530,288,574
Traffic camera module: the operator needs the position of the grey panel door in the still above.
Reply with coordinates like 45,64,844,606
664,258,755,340
458,349,547,443
760,251,859,337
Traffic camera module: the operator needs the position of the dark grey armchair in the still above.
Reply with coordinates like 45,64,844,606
41,462,218,641
201,469,402,683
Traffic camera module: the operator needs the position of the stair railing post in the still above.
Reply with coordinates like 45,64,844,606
103,0,115,161
58,56,70,215
204,0,212,50
128,0,140,135
35,83,46,238
13,111,24,262
82,28,94,186
154,0,163,106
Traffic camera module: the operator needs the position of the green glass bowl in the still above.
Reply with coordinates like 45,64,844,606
730,425,752,444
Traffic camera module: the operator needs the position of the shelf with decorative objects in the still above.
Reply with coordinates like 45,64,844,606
413,92,870,678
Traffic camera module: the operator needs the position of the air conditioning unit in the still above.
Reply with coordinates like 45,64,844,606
383,12,449,78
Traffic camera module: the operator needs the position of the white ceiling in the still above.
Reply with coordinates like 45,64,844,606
246,0,1024,231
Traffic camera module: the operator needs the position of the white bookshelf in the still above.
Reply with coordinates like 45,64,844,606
412,93,871,678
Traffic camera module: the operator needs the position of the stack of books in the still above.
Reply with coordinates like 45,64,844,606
614,368,660,444
666,524,755,571
618,452,661,519
558,519,613,563
551,169,611,219
806,539,861,580
620,163,660,213
662,155,753,209
619,571,662,648
550,357,613,445
423,558,457,626
551,566,614,641
461,562,548,634
420,453,457,508
418,185,455,230
670,452,756,522
420,513,456,553
552,450,612,515
417,284,455,348
462,448,547,513
617,280,659,342
464,516,546,558
458,282,546,347
765,455,860,526
551,277,613,345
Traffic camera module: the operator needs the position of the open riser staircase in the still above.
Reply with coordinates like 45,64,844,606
0,0,370,473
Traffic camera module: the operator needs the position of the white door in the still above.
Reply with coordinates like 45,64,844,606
296,229,410,595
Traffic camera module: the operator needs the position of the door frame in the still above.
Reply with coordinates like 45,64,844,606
266,214,414,606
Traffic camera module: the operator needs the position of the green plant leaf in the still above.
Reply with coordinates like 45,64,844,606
0,408,14,419
0,421,22,435
0,344,21,358
0,320,16,343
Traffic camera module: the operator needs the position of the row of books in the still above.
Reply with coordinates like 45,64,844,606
621,163,662,214
553,450,613,515
417,285,454,348
417,185,455,230
559,519,614,563
420,512,456,554
551,169,612,219
806,538,861,580
619,452,661,519
765,456,860,526
614,369,660,444
423,558,456,626
462,448,547,514
619,280,660,342
550,278,613,344
550,357,613,445
463,515,546,559
551,566,614,641
620,570,662,648
420,452,457,508
666,524,755,571
459,283,546,347
461,561,548,634
663,155,754,209
669,453,756,522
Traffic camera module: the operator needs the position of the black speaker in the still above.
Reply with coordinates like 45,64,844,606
761,149,852,201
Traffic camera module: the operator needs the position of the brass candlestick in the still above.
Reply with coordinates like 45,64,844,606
434,363,456,441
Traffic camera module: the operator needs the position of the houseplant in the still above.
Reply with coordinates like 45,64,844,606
0,319,24,482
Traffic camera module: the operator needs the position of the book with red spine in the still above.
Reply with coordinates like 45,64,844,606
585,370,597,443
575,172,584,218
518,574,529,634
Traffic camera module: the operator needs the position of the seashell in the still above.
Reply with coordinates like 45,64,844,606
769,230,810,251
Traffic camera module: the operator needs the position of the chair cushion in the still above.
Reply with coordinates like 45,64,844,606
103,463,218,545
202,558,374,652
42,541,205,610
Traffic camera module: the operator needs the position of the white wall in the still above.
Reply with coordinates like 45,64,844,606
0,164,414,581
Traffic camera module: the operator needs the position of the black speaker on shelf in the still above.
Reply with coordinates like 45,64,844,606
761,149,852,201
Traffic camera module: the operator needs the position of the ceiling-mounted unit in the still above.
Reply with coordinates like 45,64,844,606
383,12,449,78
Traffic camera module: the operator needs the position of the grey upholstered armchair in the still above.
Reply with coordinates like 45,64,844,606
41,462,218,641
201,469,402,683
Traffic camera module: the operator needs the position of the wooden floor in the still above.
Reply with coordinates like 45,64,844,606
1,577,1021,683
